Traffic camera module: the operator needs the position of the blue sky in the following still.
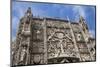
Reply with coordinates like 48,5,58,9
12,1,96,41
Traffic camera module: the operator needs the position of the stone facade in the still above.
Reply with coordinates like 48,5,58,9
11,7,96,66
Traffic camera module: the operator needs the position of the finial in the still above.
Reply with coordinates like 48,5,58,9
27,7,32,13
24,7,33,18
79,15,85,21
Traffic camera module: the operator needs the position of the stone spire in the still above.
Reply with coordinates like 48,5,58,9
79,15,88,30
79,16,85,22
25,7,33,18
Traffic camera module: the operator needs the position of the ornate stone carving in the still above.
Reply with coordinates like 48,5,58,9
12,8,95,66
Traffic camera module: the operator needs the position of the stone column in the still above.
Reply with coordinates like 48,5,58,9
25,37,30,65
25,18,32,65
43,18,48,64
68,21,82,61
79,23,93,61
16,37,23,65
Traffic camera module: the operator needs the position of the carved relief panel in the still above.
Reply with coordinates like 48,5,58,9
47,26,76,58
77,43,91,61
77,43,89,53
80,54,91,61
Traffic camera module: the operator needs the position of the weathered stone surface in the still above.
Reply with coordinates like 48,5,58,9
11,8,96,66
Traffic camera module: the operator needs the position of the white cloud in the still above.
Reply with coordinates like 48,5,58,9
12,36,16,42
32,7,47,17
72,6,86,21
12,4,25,18
89,30,95,38
12,16,19,30
12,16,19,41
